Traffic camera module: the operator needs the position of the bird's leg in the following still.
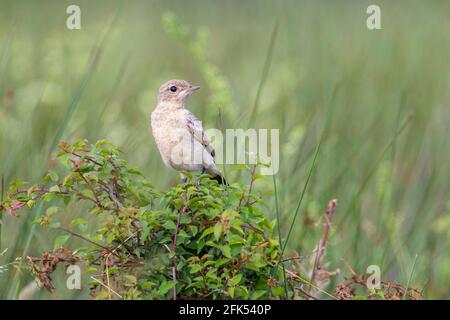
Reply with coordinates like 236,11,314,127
195,167,208,186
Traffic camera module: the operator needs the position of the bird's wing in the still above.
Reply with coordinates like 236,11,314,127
185,111,216,160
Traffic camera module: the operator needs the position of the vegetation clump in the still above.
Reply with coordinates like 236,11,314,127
2,139,290,299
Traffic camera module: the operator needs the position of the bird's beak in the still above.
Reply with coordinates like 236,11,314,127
189,85,201,91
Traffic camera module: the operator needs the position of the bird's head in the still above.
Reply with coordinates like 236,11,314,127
157,79,200,106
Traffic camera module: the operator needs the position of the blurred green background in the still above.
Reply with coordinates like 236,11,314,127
0,0,449,299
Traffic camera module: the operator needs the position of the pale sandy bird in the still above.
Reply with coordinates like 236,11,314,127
151,79,226,184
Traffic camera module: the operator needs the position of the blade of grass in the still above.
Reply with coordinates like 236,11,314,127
217,108,228,182
273,175,282,245
403,253,419,300
279,138,321,261
0,174,3,248
272,174,289,298
247,20,279,127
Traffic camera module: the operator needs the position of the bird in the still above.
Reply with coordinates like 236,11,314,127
151,79,227,185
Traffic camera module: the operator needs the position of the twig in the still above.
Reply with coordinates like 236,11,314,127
78,173,102,206
295,286,318,300
109,232,137,256
283,267,337,300
238,164,257,207
171,203,188,300
280,255,312,263
58,227,119,258
244,164,258,206
90,276,123,299
97,180,124,210
172,266,177,300
91,232,138,266
242,223,267,240
105,256,112,300
309,199,339,290
172,206,187,251
62,146,103,167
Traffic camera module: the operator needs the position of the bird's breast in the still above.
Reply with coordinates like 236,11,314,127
151,110,190,145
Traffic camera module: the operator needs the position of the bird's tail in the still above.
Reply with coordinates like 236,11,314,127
206,167,228,185
211,173,227,185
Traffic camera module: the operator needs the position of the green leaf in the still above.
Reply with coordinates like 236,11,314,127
81,189,94,199
43,192,54,202
205,241,220,249
227,234,245,245
214,222,222,240
8,179,24,193
63,173,75,187
162,220,177,230
271,286,284,297
230,274,242,286
199,227,214,240
252,173,265,180
250,290,267,299
188,225,198,236
54,235,70,249
230,222,244,235
190,264,202,274
49,185,61,193
124,275,137,285
228,286,235,298
214,258,230,267
178,229,189,237
95,139,111,148
180,214,191,224
141,282,157,290
232,164,250,171
222,245,232,258
63,195,72,205
48,171,59,182
158,280,175,296
46,206,59,215
95,291,112,300
127,167,143,175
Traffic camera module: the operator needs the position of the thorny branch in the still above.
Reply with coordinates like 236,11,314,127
311,199,340,285
27,248,78,292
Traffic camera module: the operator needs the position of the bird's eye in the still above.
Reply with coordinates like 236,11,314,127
169,86,177,92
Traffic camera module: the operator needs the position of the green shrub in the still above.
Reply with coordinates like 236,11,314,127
1,139,291,299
